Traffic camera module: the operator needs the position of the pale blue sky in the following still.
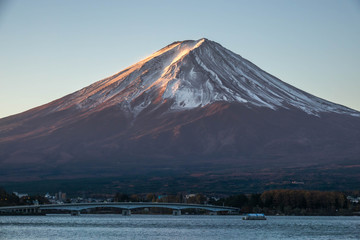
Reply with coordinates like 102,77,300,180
1,0,359,118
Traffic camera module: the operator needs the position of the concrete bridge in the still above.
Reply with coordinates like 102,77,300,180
0,202,240,216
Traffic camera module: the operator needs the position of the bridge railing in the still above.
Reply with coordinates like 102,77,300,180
0,202,240,215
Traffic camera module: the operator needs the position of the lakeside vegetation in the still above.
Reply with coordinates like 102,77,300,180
1,187,359,215
217,190,359,216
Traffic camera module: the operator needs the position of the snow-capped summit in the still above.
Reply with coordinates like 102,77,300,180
51,38,359,117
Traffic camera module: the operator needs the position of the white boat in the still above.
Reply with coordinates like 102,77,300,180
242,213,266,220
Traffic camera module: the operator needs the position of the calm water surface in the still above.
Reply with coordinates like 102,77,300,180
0,215,359,240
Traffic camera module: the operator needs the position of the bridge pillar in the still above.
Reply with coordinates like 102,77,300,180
172,210,181,216
71,211,80,216
122,209,131,216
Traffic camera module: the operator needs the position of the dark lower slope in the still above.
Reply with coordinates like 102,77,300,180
1,103,359,191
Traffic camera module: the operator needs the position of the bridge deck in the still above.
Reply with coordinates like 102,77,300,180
0,202,239,213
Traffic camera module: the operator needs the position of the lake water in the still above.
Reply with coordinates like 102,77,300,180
0,215,359,240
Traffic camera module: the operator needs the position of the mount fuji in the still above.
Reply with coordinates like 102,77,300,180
1,38,359,193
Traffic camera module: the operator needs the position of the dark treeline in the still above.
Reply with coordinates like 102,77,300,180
216,190,359,216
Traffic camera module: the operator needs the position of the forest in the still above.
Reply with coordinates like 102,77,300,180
214,190,359,215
